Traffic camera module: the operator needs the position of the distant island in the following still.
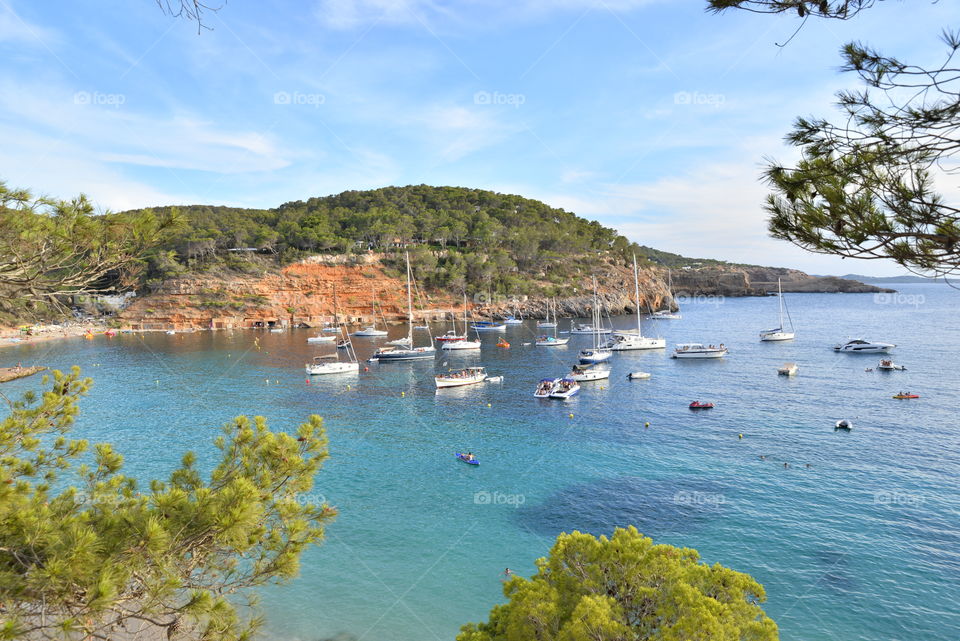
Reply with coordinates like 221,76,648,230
835,274,937,284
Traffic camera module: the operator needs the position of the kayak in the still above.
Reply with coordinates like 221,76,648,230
892,394,919,399
689,402,714,409
455,453,479,465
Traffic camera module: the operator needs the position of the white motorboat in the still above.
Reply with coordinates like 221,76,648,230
374,253,437,362
608,255,666,351
627,371,651,380
321,326,340,333
307,335,337,343
305,355,360,376
534,378,560,398
777,362,799,376
760,278,795,341
485,375,504,383
353,287,389,336
570,363,610,382
567,323,612,335
435,366,487,388
671,343,728,359
549,378,581,399
270,328,284,333
877,359,906,371
441,294,482,350
471,321,506,332
835,419,853,430
833,339,895,353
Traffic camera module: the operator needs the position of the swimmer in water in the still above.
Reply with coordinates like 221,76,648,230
783,462,790,469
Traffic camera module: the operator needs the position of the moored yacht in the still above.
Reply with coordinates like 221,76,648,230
759,278,795,341
373,253,437,362
435,366,487,388
305,355,360,375
570,363,610,382
833,339,895,353
607,254,666,351
441,294,481,350
671,343,728,359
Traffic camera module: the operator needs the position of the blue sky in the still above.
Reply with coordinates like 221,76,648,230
1,0,954,275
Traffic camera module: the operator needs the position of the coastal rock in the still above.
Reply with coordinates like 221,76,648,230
671,265,894,297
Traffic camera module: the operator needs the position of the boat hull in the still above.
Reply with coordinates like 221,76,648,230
760,332,795,341
436,375,486,388
672,350,727,359
535,338,569,346
374,348,436,361
440,341,481,350
305,362,360,375
578,350,612,364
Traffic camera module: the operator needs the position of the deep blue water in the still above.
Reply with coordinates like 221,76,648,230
3,283,959,641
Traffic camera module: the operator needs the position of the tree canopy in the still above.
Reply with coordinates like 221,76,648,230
707,1,960,277
458,527,778,641
0,181,179,320
0,368,335,640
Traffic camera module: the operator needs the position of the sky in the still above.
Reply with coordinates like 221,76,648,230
0,0,954,276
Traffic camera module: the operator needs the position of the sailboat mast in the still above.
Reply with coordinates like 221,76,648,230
405,251,414,345
777,278,785,329
633,254,643,337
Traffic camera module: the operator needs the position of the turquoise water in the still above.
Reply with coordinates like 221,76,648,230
3,283,959,641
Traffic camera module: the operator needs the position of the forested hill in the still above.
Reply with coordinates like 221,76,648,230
135,185,651,296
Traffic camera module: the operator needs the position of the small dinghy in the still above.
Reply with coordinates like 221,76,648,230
689,401,714,410
307,335,336,343
777,362,798,376
877,359,906,371
485,375,504,383
835,419,852,430
892,392,920,399
627,371,651,380
455,452,479,465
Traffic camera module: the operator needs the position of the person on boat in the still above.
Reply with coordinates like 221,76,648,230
466,452,475,461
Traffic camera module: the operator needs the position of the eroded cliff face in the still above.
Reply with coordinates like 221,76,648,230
118,255,892,331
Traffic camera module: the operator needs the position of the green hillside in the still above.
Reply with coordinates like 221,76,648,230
136,185,661,296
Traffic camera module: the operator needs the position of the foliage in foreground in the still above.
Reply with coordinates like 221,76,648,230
459,527,778,641
0,368,335,640
708,0,960,277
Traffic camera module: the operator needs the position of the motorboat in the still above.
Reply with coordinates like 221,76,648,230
471,321,506,332
570,363,610,382
607,254,667,351
441,294,482,350
536,335,569,346
534,378,560,398
833,339,895,353
353,326,388,337
567,323,612,335
627,371,651,380
321,326,340,333
777,362,799,376
503,314,524,325
549,378,581,399
759,278,796,341
578,348,612,364
877,359,906,371
672,343,727,359
373,253,437,362
435,366,487,388
305,355,360,376
307,335,337,343
689,401,714,409
270,328,284,333
485,375,504,383
835,419,853,430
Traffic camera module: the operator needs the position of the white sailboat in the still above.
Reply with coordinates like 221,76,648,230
441,294,482,350
651,269,682,319
759,278,795,341
570,363,610,382
306,288,360,375
536,298,558,329
578,279,612,364
373,253,437,362
353,287,389,336
608,254,666,351
536,299,569,346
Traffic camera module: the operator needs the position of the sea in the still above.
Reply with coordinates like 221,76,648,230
2,282,958,641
